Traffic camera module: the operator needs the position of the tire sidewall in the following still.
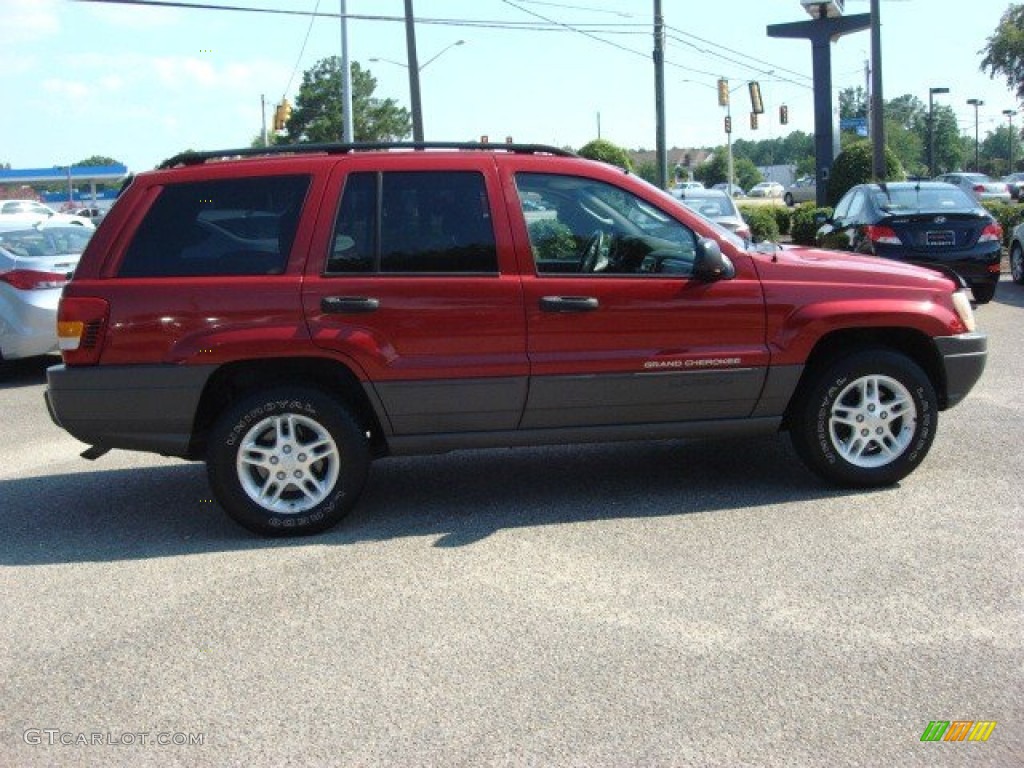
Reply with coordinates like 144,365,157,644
208,388,368,536
1012,244,1024,285
794,352,937,487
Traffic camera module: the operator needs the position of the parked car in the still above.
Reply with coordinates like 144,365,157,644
671,181,704,194
673,188,752,244
816,181,1002,303
747,181,784,198
1009,222,1024,284
783,176,816,206
932,172,1011,203
711,182,746,198
73,207,108,225
0,200,95,228
0,223,93,360
1001,172,1024,200
45,142,986,536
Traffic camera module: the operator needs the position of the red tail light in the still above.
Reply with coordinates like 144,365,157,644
866,225,901,245
973,184,987,193
57,296,109,366
0,269,69,290
979,223,1002,242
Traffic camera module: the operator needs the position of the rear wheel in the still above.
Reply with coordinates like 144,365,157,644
784,193,794,207
1011,242,1024,285
207,387,370,536
789,350,937,487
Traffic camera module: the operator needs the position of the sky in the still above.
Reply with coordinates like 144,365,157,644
2,0,1020,172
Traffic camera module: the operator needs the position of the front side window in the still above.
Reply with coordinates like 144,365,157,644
119,175,311,277
327,171,497,274
515,172,698,276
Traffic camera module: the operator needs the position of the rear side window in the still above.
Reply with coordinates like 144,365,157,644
327,170,497,274
119,175,311,277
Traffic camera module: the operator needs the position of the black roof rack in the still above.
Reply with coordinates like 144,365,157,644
158,141,576,169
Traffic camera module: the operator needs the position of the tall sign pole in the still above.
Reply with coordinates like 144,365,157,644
768,5,871,206
869,0,884,178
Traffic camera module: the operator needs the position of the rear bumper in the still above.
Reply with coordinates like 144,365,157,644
45,363,217,457
935,332,987,409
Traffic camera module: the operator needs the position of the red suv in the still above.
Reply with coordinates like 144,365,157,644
45,143,987,535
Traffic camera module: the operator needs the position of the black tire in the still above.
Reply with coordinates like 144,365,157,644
1011,242,1024,285
971,282,997,304
207,387,370,536
784,193,794,207
789,350,937,488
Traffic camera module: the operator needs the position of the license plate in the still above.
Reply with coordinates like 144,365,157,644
926,230,955,246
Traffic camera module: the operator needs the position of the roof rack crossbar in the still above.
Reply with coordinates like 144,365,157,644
159,141,576,169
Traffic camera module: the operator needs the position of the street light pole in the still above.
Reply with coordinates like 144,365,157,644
403,0,423,142
967,98,984,171
1004,109,1016,173
927,86,948,176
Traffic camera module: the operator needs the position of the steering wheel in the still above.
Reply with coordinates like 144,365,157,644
580,229,610,273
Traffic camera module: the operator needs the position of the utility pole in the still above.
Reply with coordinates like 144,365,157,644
340,0,354,142
404,0,424,142
653,0,667,188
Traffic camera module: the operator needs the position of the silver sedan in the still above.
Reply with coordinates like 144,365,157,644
0,224,92,360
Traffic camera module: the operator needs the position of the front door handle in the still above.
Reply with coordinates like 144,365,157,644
539,296,600,313
321,296,380,314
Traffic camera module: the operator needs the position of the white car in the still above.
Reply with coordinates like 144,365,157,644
0,200,95,228
0,223,92,360
747,181,784,198
932,173,1011,203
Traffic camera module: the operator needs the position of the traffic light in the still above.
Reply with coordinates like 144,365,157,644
724,116,732,134
717,78,729,107
748,81,764,114
750,112,759,130
780,104,789,125
272,99,292,132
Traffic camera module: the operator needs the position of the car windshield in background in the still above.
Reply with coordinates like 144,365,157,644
874,185,976,213
0,227,93,257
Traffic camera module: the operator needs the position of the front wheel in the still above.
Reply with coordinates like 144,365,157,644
789,350,937,487
1011,242,1024,285
784,193,794,207
207,387,370,536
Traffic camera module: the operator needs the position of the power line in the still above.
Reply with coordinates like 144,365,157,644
283,0,321,100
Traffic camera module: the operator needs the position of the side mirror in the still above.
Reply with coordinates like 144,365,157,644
693,237,735,282
814,212,830,226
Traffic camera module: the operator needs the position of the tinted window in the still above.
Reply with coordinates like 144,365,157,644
120,175,310,277
327,171,497,274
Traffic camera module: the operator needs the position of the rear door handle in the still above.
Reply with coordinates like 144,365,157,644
539,296,600,313
321,296,380,314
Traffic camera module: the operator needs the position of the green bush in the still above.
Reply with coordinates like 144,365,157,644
826,140,904,207
790,204,833,246
772,205,791,236
577,139,632,172
738,205,780,243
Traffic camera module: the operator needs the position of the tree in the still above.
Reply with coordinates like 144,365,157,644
826,140,904,206
693,149,761,191
74,155,121,167
980,4,1024,101
282,58,411,143
577,139,632,171
839,86,868,120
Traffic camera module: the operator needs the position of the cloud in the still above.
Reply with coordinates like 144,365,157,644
6,0,61,44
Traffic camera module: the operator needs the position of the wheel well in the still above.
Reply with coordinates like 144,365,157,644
781,327,948,428
186,357,388,459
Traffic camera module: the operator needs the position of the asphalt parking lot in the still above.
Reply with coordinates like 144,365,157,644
1,279,1021,767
